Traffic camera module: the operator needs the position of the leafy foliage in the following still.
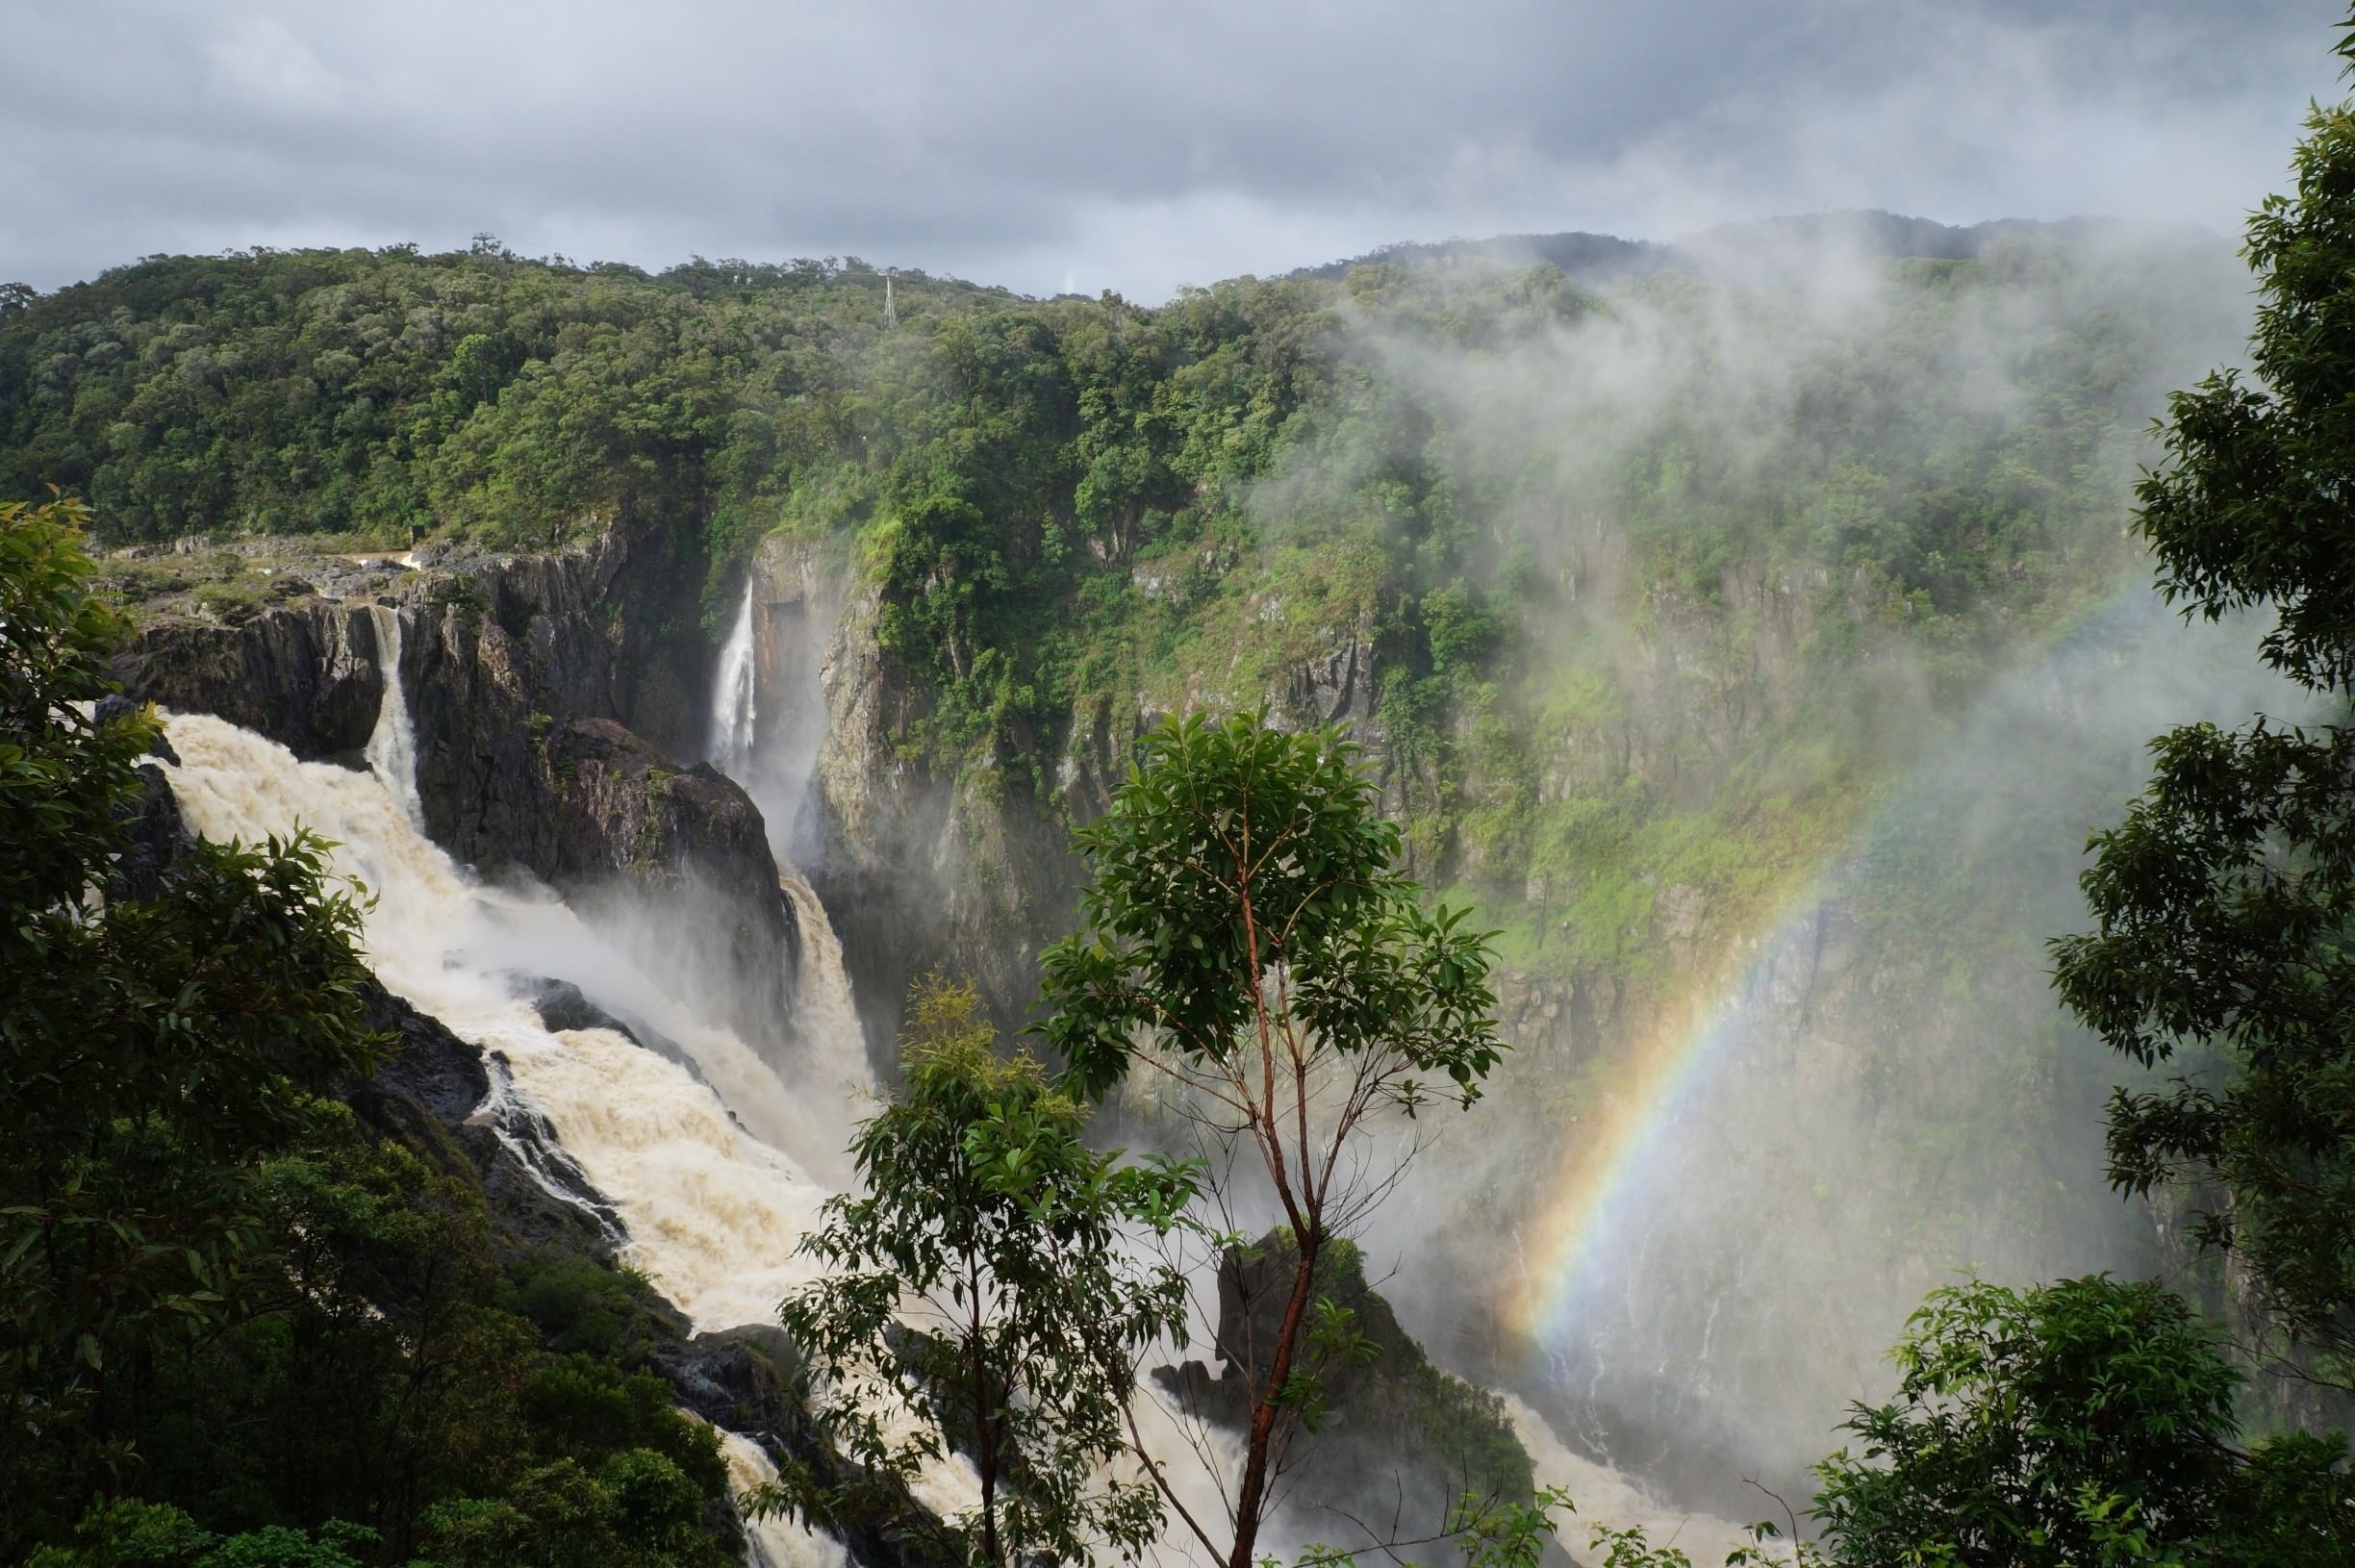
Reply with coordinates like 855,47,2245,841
0,496,381,1551
1042,711,1504,1113
1039,712,1505,1568
762,975,1198,1568
2050,25,2355,1360
1811,1277,2355,1567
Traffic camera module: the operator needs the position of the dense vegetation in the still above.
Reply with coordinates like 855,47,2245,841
0,229,2239,973
0,498,738,1567
2051,46,2355,1378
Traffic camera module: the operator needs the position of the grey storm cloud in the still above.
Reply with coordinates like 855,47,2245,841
2,0,2343,298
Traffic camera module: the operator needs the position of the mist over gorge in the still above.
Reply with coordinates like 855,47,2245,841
7,191,2350,1566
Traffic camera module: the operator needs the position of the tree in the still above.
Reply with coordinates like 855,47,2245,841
1811,1276,2355,1568
1574,1277,2355,1567
1039,710,1507,1568
2049,16,2355,1360
759,975,1199,1568
0,497,382,1552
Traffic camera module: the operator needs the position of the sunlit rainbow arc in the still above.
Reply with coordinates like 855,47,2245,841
1501,572,2159,1353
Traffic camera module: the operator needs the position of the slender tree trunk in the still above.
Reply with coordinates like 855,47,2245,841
970,1256,1001,1568
1226,1224,1321,1568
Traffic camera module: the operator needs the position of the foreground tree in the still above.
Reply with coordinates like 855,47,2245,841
0,497,382,1551
761,975,1199,1568
2049,15,2355,1360
1812,1277,2355,1568
1039,711,1506,1568
1583,1277,2354,1568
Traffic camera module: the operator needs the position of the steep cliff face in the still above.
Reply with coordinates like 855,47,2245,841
114,533,800,1053
114,598,389,762
399,544,798,1050
796,546,1400,1060
804,576,1083,1058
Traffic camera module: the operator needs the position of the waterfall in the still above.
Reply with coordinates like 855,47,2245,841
704,573,874,1095
778,868,872,1100
712,581,760,777
165,712,841,1326
158,709,977,1531
721,1431,847,1568
363,603,427,833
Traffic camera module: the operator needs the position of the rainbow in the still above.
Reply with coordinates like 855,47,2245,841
1502,873,1839,1347
1499,571,2171,1353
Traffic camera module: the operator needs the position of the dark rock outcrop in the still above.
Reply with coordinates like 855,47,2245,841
115,598,388,761
101,696,196,901
396,553,799,1051
347,981,630,1269
653,1328,959,1568
1157,1231,1546,1567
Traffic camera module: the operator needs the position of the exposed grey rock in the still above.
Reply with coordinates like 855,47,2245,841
115,598,387,761
652,1328,959,1568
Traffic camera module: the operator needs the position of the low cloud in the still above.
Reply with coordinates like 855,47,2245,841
4,1,2340,299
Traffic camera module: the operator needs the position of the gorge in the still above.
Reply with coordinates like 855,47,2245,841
7,209,2334,1564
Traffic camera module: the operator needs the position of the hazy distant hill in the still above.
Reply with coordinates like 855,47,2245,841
1289,209,2214,283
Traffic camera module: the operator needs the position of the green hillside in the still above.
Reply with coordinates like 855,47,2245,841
0,231,2246,976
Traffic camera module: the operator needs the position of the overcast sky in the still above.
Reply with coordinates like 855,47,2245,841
3,1,2342,300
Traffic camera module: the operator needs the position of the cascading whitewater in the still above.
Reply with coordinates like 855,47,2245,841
165,711,846,1327
157,711,917,1562
722,1433,846,1568
777,867,872,1099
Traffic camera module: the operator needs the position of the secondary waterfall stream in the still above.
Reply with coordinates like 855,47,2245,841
362,603,425,833
708,578,870,1097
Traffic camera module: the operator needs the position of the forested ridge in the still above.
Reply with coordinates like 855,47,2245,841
0,227,2241,974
